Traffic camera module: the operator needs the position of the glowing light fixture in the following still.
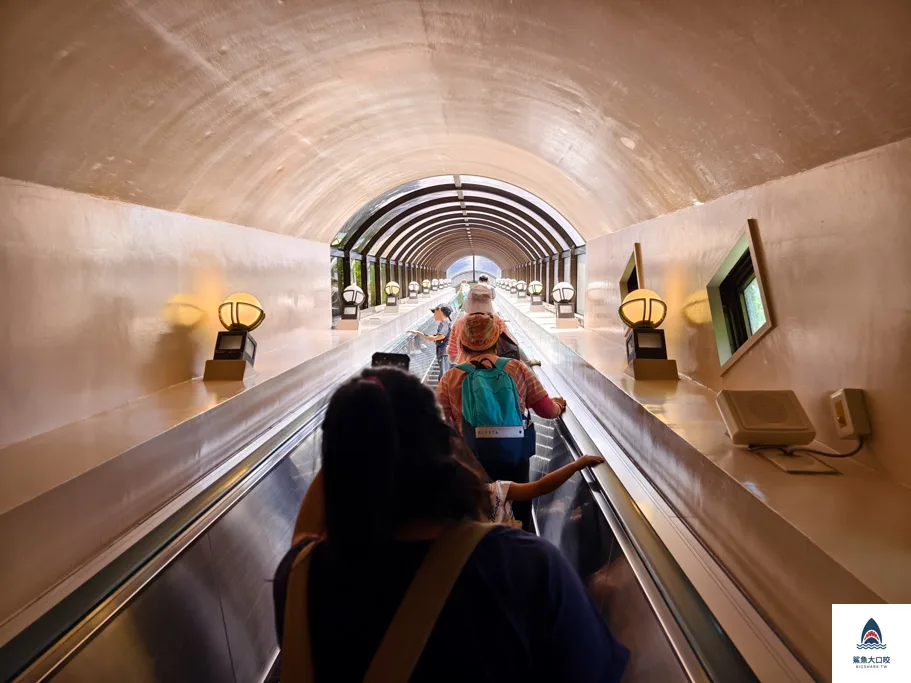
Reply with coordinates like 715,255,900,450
618,288,667,329
385,280,401,307
552,281,575,304
421,279,431,293
516,280,528,300
204,292,266,381
408,281,420,299
618,288,678,380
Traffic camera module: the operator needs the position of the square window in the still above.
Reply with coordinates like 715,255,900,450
706,220,773,372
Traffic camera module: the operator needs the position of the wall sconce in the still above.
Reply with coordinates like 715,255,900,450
338,285,366,330
203,292,265,381
408,281,420,299
431,278,439,290
552,282,578,329
528,280,544,308
421,279,431,294
618,288,678,380
385,281,401,307
516,280,528,299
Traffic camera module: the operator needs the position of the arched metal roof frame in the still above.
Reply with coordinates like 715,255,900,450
419,234,529,269
374,206,548,262
369,195,561,257
409,227,530,266
459,174,585,247
425,244,520,270
398,222,538,266
337,175,583,265
390,215,546,263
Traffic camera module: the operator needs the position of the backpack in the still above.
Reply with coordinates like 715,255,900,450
457,358,530,470
495,332,520,360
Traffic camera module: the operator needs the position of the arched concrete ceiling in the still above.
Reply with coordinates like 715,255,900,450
1,0,909,243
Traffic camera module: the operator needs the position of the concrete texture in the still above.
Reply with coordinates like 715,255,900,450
1,0,909,245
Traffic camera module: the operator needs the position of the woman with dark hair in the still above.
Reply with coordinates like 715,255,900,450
274,367,628,683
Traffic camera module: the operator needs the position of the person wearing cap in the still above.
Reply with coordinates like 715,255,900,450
447,286,515,365
409,305,453,373
437,314,567,526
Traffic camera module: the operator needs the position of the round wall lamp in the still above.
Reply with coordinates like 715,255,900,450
408,281,420,299
385,280,401,308
618,288,667,329
552,282,577,328
204,292,265,381
528,280,545,308
618,288,677,380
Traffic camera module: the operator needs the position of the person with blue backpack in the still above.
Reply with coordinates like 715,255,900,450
437,314,567,526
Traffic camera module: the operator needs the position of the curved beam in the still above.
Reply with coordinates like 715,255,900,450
392,216,545,263
412,228,528,266
418,236,526,269
369,195,562,256
404,225,532,266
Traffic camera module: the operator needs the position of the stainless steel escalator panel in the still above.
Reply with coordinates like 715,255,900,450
50,538,235,683
206,455,314,683
531,417,688,683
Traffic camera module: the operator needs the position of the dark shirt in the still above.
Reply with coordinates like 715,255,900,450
435,319,451,352
273,526,628,683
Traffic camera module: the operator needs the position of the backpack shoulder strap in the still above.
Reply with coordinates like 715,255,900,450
494,357,512,371
279,541,320,683
363,523,496,683
455,363,475,373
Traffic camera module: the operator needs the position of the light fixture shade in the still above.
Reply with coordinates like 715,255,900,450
528,280,544,295
552,281,576,303
516,280,527,291
218,292,265,331
408,281,420,292
421,279,431,288
618,288,667,328
385,281,401,295
342,284,366,306
431,278,439,287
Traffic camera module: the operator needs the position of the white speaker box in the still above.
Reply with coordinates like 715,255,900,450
716,390,816,446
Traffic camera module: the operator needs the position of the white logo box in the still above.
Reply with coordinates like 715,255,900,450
833,604,911,682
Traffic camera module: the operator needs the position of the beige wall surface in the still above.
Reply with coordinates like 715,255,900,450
0,178,330,449
584,138,911,487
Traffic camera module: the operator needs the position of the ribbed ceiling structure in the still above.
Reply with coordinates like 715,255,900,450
333,175,583,270
1,0,909,248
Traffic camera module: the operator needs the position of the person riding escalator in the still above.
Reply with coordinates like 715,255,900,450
273,368,628,683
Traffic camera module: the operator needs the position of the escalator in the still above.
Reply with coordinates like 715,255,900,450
0,306,760,683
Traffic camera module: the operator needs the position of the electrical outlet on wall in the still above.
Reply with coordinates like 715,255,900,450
829,389,871,439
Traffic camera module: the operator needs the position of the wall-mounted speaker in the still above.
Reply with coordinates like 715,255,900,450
716,390,816,446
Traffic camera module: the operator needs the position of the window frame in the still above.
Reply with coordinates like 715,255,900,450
619,243,645,299
706,220,773,374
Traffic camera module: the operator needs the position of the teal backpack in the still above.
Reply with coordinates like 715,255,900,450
456,358,529,471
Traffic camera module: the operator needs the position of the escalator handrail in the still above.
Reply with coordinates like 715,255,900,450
553,415,759,682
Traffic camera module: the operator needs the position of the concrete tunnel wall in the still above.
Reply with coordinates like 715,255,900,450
1,0,910,481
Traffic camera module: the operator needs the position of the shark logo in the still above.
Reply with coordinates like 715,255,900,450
857,618,887,650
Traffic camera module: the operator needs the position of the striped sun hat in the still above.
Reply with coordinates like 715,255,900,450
461,314,500,351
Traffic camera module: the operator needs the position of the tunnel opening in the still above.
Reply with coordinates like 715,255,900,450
329,174,586,320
